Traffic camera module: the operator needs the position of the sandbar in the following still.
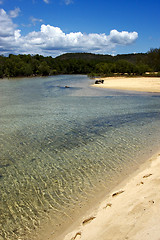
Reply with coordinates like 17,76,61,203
63,152,160,240
92,77,160,92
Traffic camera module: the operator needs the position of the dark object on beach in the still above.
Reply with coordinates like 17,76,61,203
112,190,124,197
65,85,70,88
143,173,152,178
104,203,112,209
137,181,144,186
72,232,81,240
82,216,96,225
95,80,104,84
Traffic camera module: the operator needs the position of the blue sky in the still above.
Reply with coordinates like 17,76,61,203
0,0,160,57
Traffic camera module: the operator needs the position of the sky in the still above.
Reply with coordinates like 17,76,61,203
0,0,160,57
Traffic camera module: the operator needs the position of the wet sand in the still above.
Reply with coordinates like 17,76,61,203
64,152,160,240
92,77,160,92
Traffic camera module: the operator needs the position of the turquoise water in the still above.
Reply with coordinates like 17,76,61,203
0,75,160,240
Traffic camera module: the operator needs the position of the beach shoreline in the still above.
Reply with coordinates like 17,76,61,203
63,151,160,240
92,76,160,93
53,77,160,239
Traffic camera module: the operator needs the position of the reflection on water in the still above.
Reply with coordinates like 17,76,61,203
0,75,160,239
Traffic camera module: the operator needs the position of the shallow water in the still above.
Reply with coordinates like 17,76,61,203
0,75,160,240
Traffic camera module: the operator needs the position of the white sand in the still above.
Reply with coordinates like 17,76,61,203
64,153,160,240
92,77,160,92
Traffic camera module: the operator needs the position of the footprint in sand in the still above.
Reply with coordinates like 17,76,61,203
70,216,96,239
143,173,152,178
137,181,144,186
71,232,81,240
103,203,112,209
112,190,124,197
82,216,96,225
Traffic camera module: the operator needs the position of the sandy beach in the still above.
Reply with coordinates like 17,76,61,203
92,77,160,92
63,152,160,240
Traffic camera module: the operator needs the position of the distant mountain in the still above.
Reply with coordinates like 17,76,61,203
55,52,147,64
55,52,113,61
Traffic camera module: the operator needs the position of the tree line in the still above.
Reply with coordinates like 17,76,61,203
0,48,160,78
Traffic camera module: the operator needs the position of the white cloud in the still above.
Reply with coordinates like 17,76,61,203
109,29,138,45
0,8,138,56
30,16,43,26
0,9,21,54
43,0,49,3
9,7,20,18
0,1,3,5
0,9,16,37
64,0,73,5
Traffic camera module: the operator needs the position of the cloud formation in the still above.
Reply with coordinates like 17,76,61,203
9,7,21,18
64,0,74,5
0,9,16,37
0,8,138,56
30,16,43,26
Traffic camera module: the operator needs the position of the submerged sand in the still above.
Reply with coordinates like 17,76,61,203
63,153,160,240
92,77,160,92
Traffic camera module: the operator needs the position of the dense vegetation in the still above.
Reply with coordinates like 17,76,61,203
0,48,160,78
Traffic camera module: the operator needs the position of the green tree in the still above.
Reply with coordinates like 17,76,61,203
135,64,149,75
0,65,3,78
38,61,50,76
23,64,33,76
95,63,111,74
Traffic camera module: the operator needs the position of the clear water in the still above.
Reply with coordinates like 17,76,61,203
0,75,160,240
